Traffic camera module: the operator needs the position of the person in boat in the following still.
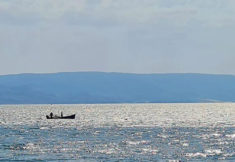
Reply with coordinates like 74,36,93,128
50,112,53,118
61,111,63,117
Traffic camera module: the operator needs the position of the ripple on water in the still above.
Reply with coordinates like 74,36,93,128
0,104,234,161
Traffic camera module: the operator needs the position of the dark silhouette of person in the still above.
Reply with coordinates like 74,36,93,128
61,112,63,117
50,112,53,118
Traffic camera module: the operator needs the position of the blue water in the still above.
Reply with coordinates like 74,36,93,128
0,104,234,161
0,126,235,161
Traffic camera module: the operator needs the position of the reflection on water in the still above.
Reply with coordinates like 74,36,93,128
0,104,234,161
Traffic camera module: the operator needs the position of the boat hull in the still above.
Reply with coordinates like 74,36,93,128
46,114,75,119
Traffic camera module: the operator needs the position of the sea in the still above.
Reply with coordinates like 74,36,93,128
0,103,234,161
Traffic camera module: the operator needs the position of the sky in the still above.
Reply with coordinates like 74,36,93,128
0,0,235,75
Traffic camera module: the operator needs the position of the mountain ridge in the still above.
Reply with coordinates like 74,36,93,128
1,72,235,104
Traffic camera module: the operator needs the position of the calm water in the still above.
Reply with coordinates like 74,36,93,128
0,104,234,161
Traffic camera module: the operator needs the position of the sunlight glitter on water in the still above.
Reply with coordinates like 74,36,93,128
0,103,234,161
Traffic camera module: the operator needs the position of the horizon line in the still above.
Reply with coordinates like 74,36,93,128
1,71,235,77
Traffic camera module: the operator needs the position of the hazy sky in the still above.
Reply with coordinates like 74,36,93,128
0,0,235,75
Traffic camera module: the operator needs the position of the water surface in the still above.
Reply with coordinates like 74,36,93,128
0,104,234,161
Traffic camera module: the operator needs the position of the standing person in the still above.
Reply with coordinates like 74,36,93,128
61,112,63,117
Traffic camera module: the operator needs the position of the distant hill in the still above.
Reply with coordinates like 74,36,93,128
0,72,235,104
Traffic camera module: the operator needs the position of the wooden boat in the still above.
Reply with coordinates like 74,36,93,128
46,114,75,119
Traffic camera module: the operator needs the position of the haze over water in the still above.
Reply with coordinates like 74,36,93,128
0,103,234,161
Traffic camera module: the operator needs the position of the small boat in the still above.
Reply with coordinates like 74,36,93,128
46,114,75,119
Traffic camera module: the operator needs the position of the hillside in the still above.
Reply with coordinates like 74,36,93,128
0,72,235,104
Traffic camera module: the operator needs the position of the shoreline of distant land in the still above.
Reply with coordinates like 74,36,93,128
1,71,235,104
